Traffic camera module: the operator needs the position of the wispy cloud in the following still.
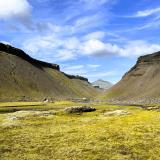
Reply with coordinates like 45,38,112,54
72,13,107,33
83,31,106,40
63,65,84,70
133,20,160,30
22,27,160,63
61,64,113,82
88,64,101,68
61,65,87,75
135,7,160,17
122,7,160,18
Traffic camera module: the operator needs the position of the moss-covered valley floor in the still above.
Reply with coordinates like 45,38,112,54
1,102,160,160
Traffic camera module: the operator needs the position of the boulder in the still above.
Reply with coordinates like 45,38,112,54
65,106,96,114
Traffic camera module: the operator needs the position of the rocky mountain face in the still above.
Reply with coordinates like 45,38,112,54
0,43,60,70
0,43,100,102
101,51,160,104
92,79,113,89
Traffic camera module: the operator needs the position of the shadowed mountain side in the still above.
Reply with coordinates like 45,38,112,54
100,51,160,104
0,43,100,102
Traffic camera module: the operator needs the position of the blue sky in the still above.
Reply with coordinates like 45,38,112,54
1,0,160,83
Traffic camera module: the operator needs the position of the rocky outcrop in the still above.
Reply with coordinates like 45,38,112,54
123,51,160,78
65,106,96,113
62,72,89,82
102,51,160,104
138,51,160,64
0,43,60,71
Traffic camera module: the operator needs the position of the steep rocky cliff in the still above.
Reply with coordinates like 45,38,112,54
101,51,160,104
0,43,60,70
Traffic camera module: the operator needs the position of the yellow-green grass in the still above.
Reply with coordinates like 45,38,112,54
0,101,77,114
0,102,44,107
1,103,160,160
0,101,75,107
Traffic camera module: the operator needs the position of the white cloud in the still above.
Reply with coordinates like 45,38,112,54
0,0,32,20
135,7,160,17
133,20,160,30
83,31,105,40
62,64,108,80
119,41,160,57
23,31,160,63
23,35,60,55
81,39,160,57
63,65,84,70
22,34,78,61
54,49,76,61
62,65,87,75
82,39,119,56
88,64,101,68
63,37,80,50
74,14,102,31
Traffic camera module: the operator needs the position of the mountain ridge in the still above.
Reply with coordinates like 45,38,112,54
92,79,113,89
0,43,60,71
101,51,160,104
0,43,100,102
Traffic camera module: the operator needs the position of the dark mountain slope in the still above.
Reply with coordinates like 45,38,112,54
101,51,160,104
0,43,99,101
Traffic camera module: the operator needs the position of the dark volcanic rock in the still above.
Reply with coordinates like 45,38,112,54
138,51,160,64
65,106,96,113
0,43,60,71
62,72,89,82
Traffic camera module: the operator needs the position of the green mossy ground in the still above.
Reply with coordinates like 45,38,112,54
1,102,160,160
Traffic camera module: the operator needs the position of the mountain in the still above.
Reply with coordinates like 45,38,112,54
101,51,160,104
92,79,113,89
0,43,100,102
